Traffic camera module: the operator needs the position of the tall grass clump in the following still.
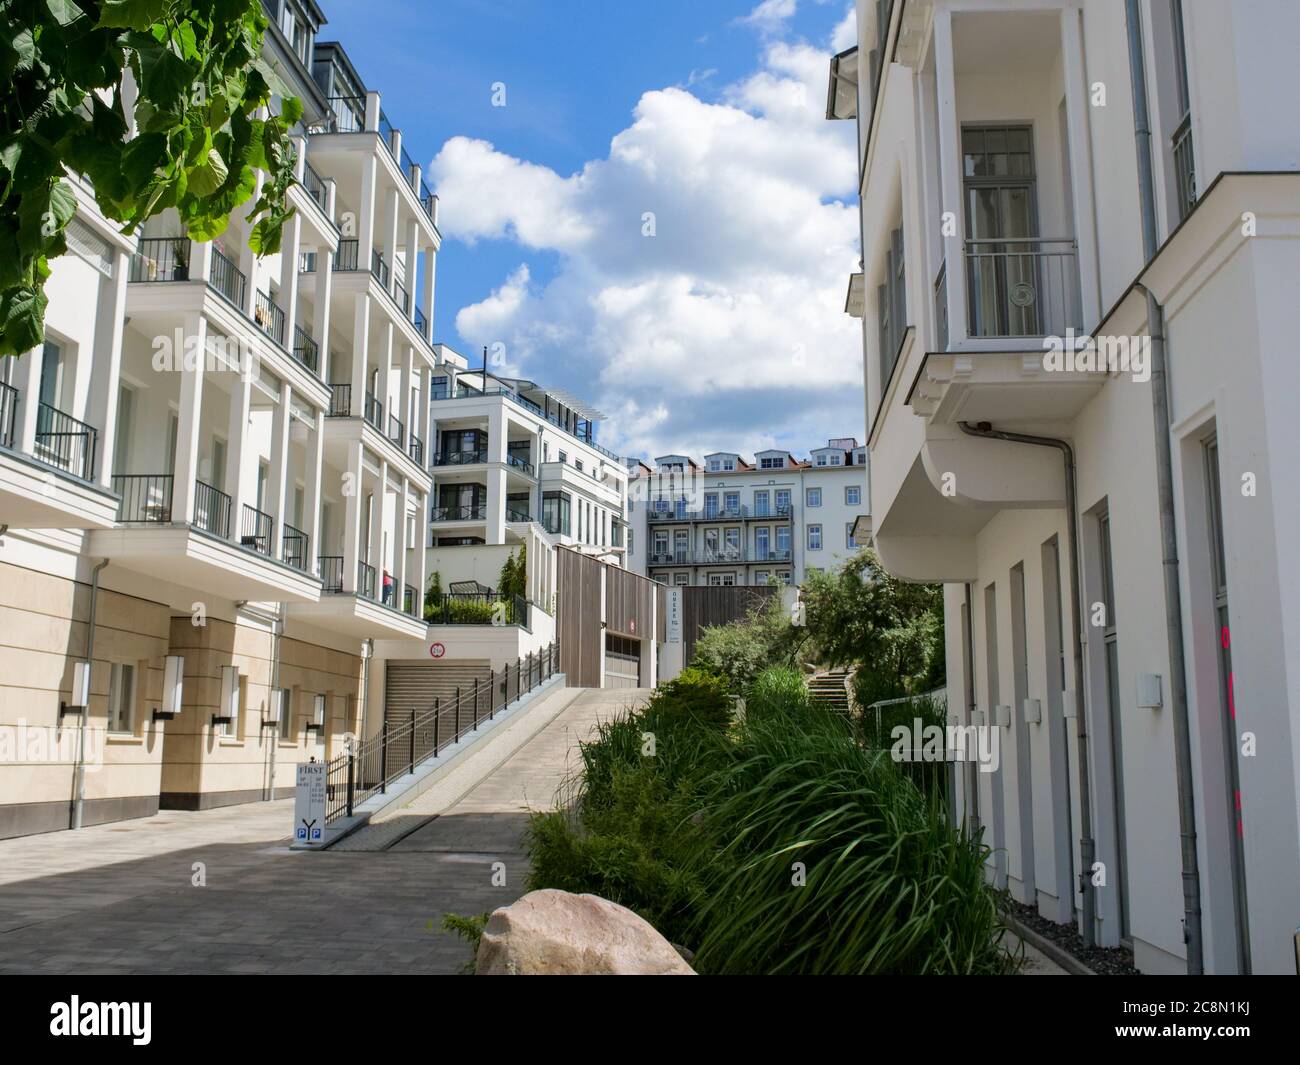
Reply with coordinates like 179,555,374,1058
687,668,1007,975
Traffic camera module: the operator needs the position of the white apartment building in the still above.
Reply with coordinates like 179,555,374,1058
625,439,868,587
830,0,1300,973
0,1,442,835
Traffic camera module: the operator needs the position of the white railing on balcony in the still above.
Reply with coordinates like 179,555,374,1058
965,237,1080,339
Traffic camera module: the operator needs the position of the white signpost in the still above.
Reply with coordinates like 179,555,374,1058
294,761,327,846
666,588,682,644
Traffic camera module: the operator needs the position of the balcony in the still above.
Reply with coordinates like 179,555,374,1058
646,502,793,523
302,161,328,211
433,382,622,462
292,325,319,374
328,383,351,417
282,522,310,572
1172,112,1196,222
431,503,487,522
506,507,532,523
433,448,487,467
254,290,286,346
292,550,427,639
91,474,321,602
0,384,118,528
387,412,406,450
506,452,535,476
965,237,1080,339
647,549,793,566
408,432,424,466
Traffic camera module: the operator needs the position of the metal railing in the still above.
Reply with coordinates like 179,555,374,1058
211,247,247,308
965,237,1080,339
414,306,428,336
431,503,487,522
432,383,622,461
35,402,97,480
112,473,173,523
292,325,319,373
193,480,231,538
647,503,765,522
378,111,396,159
402,583,418,616
0,381,16,449
254,290,286,345
408,432,423,465
420,183,437,224
393,277,410,316
506,508,532,523
327,95,365,133
387,413,405,448
506,452,534,475
364,392,383,429
1172,111,1196,222
357,560,376,600
319,555,344,593
647,548,794,566
433,448,487,466
328,383,351,417
424,591,528,627
240,503,273,555
324,641,560,824
371,249,390,288
302,162,327,210
934,260,949,351
283,523,309,571
334,238,360,272
130,237,191,283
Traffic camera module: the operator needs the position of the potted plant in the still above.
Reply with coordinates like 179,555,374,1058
171,238,190,281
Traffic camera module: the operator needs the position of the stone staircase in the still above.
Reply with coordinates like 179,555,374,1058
807,669,853,714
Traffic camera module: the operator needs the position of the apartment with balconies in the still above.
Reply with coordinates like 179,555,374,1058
830,0,1300,974
0,0,442,836
625,439,867,587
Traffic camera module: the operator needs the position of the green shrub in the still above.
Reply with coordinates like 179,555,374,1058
691,595,801,693
745,666,811,721
647,667,734,731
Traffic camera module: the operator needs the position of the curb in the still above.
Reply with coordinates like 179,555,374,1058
1002,913,1097,976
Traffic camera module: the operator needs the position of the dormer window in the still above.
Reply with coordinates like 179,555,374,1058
760,456,784,470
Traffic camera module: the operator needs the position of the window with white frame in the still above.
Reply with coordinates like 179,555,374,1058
847,522,857,549
674,573,689,586
830,454,842,466
106,663,135,734
816,454,828,466
760,456,783,469
708,458,721,472
806,487,821,507
807,524,822,551
845,485,861,506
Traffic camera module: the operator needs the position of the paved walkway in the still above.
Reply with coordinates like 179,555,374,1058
0,687,650,975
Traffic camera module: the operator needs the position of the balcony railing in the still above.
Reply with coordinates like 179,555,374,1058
393,277,410,316
210,247,247,308
420,183,438,225
254,290,286,345
378,111,397,159
328,383,351,417
302,161,327,210
334,238,360,272
364,392,383,429
283,522,309,571
402,583,418,617
193,480,231,538
414,306,428,336
0,381,18,449
965,237,1080,339
647,549,793,566
130,237,192,283
506,507,532,523
319,555,344,593
424,592,527,627
357,560,376,601
431,503,487,522
292,325,319,373
934,261,949,351
387,413,405,449
35,402,97,480
506,452,535,476
430,383,622,462
240,503,273,556
1172,112,1196,223
408,432,424,465
371,249,390,288
327,95,365,133
112,473,173,523
434,448,486,466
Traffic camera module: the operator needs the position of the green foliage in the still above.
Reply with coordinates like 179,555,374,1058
691,594,801,693
647,667,734,731
441,911,490,953
1,0,300,354
744,665,811,721
802,548,945,701
497,545,526,602
685,691,1007,975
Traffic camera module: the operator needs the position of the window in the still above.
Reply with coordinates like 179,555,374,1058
575,459,584,473
830,454,842,466
674,573,689,586
775,489,791,515
753,490,770,517
877,223,908,388
776,571,792,585
627,528,634,555
846,522,857,549
845,485,861,506
776,526,790,556
754,570,769,585
430,376,449,401
558,450,567,464
542,491,571,536
723,491,740,515
807,524,822,551
723,458,735,471
723,527,740,559
653,530,668,558
704,492,719,518
816,454,828,466
806,487,822,507
760,456,783,469
704,528,719,558
708,573,736,587
106,663,135,733
755,527,770,559
280,688,294,741
707,458,721,472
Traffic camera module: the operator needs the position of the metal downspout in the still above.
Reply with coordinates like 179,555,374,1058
958,422,1097,947
1124,0,1204,973
72,559,109,830
964,582,980,835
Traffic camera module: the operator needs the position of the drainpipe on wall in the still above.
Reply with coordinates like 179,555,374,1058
1124,0,1204,974
964,582,980,835
359,638,374,742
959,422,1097,948
72,559,109,830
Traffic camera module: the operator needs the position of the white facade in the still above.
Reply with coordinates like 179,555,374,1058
625,439,868,587
832,0,1300,973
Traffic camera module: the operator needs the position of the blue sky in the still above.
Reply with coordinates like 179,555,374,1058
319,0,862,461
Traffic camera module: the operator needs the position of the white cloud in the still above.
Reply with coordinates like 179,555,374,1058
736,0,799,36
429,23,863,461
830,3,857,52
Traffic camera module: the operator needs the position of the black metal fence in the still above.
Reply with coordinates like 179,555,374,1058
283,523,309,571
328,383,351,417
240,503,273,555
319,555,344,593
35,402,97,481
324,640,560,824
113,473,173,522
0,381,17,449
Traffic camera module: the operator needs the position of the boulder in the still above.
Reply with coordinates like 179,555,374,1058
475,889,696,975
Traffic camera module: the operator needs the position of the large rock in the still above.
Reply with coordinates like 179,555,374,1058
475,889,696,975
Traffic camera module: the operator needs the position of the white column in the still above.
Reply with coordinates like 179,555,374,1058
282,212,302,348
379,320,395,425
304,407,324,576
349,291,369,416
395,476,410,605
15,343,44,453
418,363,432,459
421,245,436,342
268,380,292,553
88,250,129,486
313,243,334,383
486,404,507,544
932,10,968,344
382,189,400,296
370,459,388,600
237,173,264,318
224,372,251,517
398,343,413,444
416,488,428,610
343,439,364,593
357,153,377,265
1060,6,1102,329
173,313,208,524
404,217,420,322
